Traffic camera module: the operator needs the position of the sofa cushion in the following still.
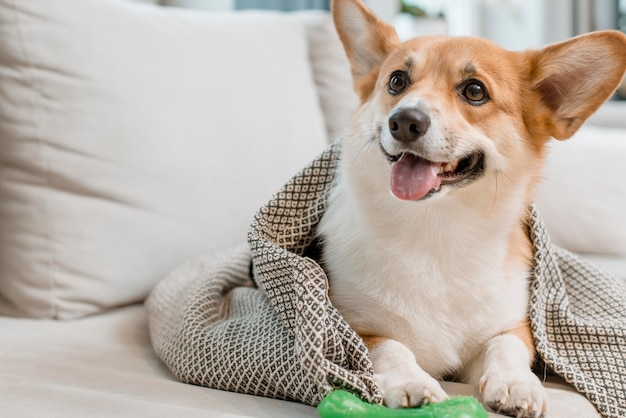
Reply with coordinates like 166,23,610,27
294,11,359,142
0,305,602,418
0,0,328,318
535,125,626,257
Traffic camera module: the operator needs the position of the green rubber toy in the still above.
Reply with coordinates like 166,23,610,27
317,390,488,418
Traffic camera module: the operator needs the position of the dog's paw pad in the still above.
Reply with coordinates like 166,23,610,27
480,371,547,418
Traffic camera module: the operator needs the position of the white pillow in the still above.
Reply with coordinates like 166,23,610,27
294,11,359,142
0,0,327,318
535,125,626,257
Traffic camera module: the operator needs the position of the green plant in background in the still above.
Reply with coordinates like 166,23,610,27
400,0,444,18
400,0,426,17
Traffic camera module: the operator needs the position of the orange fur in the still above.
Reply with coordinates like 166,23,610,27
361,335,388,352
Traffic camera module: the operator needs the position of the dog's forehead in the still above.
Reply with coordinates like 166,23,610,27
384,35,515,80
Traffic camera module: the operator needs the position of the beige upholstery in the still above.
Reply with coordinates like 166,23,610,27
0,0,327,319
0,0,623,416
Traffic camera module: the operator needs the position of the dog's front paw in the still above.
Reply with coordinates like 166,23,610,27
480,370,547,418
377,365,448,408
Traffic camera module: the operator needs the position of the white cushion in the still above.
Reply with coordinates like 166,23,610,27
294,11,359,142
0,305,603,418
0,0,327,318
535,125,626,257
586,101,626,129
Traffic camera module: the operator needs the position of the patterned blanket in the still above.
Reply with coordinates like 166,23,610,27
147,143,626,418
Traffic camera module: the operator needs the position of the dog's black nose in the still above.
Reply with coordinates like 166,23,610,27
388,108,430,143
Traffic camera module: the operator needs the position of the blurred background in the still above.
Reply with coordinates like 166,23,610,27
158,0,626,99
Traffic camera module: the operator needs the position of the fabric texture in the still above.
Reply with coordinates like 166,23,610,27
0,0,327,319
148,143,626,418
0,305,321,418
148,144,380,406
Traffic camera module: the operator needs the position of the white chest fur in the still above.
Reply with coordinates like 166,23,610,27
317,173,531,379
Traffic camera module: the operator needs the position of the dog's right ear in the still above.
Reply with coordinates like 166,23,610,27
332,0,399,100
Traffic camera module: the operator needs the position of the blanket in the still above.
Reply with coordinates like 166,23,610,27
147,143,626,418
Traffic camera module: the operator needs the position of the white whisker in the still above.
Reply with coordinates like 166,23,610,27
349,124,381,167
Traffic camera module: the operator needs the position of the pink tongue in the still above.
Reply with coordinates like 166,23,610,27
390,153,441,201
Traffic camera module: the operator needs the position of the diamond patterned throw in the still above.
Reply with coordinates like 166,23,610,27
147,143,626,417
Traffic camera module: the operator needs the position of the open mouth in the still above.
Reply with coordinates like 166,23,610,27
386,150,485,201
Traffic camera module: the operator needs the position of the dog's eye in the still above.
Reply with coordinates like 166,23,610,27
388,71,408,95
464,83,485,101
461,81,488,104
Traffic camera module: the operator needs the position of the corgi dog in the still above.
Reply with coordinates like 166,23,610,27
317,0,626,416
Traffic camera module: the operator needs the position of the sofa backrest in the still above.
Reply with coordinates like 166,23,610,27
0,0,622,320
0,0,333,319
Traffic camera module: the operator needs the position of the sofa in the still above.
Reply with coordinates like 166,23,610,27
1,0,624,417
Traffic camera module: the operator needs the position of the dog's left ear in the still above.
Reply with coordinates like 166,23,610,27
528,30,626,140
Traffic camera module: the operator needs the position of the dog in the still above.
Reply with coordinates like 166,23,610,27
316,0,626,416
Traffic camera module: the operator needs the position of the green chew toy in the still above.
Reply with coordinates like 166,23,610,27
317,390,488,418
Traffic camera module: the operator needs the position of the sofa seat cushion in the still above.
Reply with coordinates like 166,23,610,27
0,304,601,418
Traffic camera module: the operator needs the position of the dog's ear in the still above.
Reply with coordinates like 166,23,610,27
332,0,399,99
527,30,626,140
